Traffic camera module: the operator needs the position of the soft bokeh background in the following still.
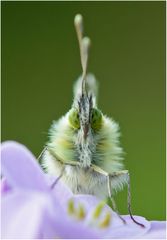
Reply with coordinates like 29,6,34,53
2,2,165,220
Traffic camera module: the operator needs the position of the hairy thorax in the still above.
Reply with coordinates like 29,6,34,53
42,113,125,197
75,128,96,167
42,148,108,198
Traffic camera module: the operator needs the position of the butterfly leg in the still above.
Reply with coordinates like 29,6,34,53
49,160,79,189
50,165,66,189
126,172,145,227
109,170,145,227
37,146,48,164
107,174,126,224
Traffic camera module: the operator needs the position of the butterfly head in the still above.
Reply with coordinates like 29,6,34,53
68,15,102,140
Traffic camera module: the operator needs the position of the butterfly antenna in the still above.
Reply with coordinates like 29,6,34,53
74,14,91,96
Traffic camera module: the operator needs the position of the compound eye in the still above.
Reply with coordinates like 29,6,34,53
90,108,102,131
68,108,80,129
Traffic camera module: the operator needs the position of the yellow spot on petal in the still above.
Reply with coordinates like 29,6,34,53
92,201,106,219
99,213,111,228
76,204,86,220
68,200,75,215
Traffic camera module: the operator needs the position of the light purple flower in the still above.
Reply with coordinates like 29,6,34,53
1,141,98,239
1,141,166,239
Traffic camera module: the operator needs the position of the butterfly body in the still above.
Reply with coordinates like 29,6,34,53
42,74,127,198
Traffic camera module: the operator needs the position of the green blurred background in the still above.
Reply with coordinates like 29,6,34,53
2,2,165,220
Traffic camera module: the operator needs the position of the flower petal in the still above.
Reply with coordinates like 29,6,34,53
1,178,12,194
107,215,151,239
69,195,151,239
41,213,99,239
1,191,51,238
45,174,73,206
2,190,98,239
71,194,122,226
141,221,166,239
41,193,99,239
1,141,49,191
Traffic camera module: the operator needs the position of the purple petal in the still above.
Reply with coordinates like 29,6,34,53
70,195,151,239
2,190,98,239
1,191,51,238
45,174,73,206
71,194,121,226
39,192,99,239
107,215,151,239
72,194,111,211
141,221,166,239
91,214,150,239
42,211,99,239
1,141,49,191
1,178,12,194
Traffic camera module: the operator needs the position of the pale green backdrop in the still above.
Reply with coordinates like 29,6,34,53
2,2,165,220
